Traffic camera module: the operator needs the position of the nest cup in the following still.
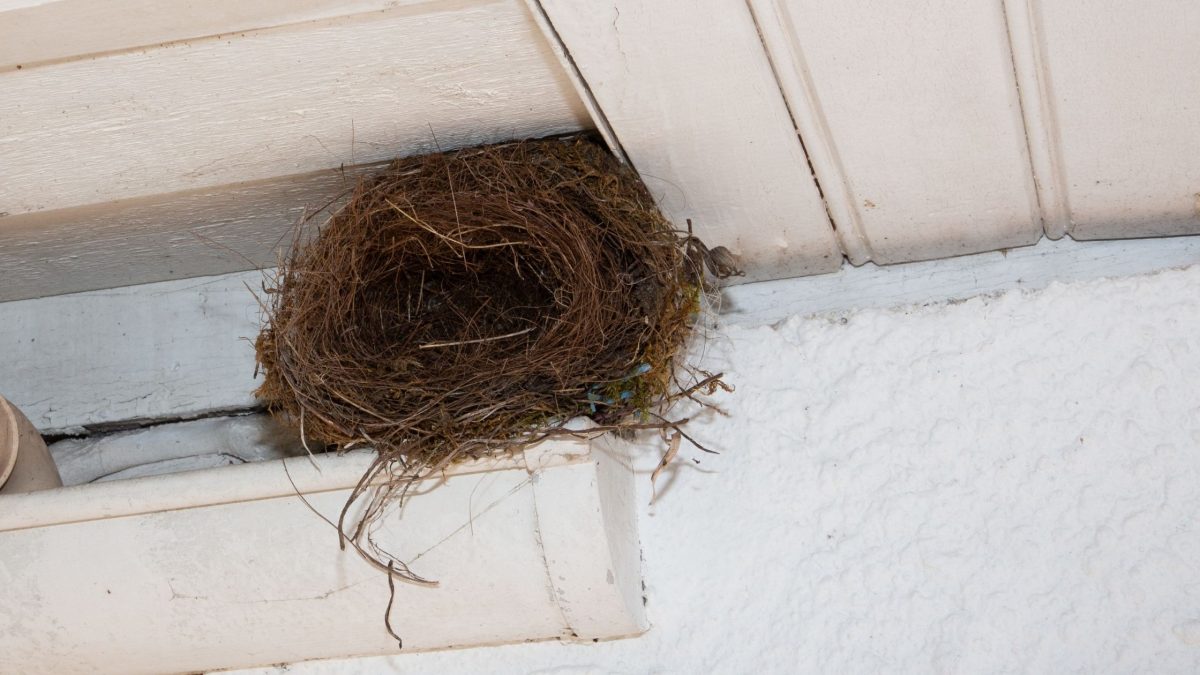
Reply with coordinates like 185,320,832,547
255,135,725,579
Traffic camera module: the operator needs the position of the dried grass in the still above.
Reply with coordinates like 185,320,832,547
254,134,733,584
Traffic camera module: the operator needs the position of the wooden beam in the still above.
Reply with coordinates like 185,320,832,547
536,0,842,281
0,164,373,302
0,0,438,71
0,436,647,672
0,0,588,215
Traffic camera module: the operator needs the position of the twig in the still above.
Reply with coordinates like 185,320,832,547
419,326,534,349
649,431,682,505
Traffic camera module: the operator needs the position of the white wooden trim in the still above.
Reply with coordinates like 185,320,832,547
1029,0,1200,240
48,414,300,486
1001,0,1072,239
524,0,627,164
531,434,645,638
749,0,1042,265
537,0,842,282
0,438,647,673
0,1,55,12
746,0,871,264
0,163,378,303
720,234,1200,328
1,443,570,532
0,270,264,434
0,0,438,72
0,0,588,216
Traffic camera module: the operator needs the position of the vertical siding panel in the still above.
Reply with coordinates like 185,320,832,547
753,0,1042,264
1033,1,1200,239
538,0,843,282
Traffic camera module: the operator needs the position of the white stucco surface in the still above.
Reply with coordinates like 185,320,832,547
229,264,1200,674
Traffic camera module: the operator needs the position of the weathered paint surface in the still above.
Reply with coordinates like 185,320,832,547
0,1,587,214
0,0,436,70
751,0,1041,264
0,437,646,673
1025,0,1200,239
538,0,843,281
0,0,591,300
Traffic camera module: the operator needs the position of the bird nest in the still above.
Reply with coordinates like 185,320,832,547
254,134,734,586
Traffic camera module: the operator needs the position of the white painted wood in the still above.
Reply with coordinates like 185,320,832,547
522,0,627,165
530,434,646,639
536,0,842,282
1027,1,1200,239
48,414,301,486
587,433,644,634
6,235,1199,438
0,271,264,434
745,0,869,266
720,234,1200,327
0,164,379,302
1001,0,1071,239
0,438,646,673
0,0,433,71
0,0,589,216
0,1,56,11
4,0,1196,299
750,0,1041,264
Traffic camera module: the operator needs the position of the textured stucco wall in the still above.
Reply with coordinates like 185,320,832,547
233,265,1200,674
